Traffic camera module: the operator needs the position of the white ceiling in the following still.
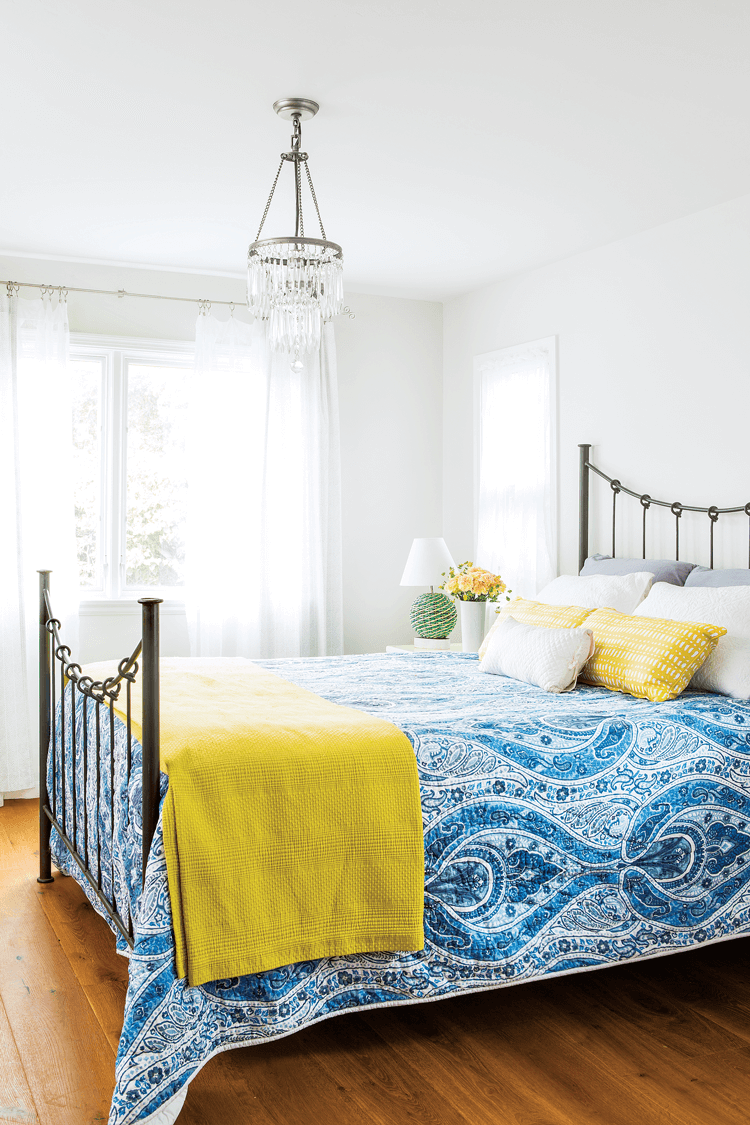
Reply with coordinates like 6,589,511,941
3,0,750,300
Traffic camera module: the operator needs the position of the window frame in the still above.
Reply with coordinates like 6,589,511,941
472,335,558,590
70,333,194,608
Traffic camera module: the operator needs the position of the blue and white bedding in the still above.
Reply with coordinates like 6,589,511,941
49,652,750,1125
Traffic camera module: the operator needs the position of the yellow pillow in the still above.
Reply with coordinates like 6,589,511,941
579,607,727,703
479,598,595,660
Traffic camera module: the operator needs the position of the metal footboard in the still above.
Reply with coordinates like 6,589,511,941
37,571,162,949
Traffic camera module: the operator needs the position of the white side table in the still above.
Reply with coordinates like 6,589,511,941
385,643,464,653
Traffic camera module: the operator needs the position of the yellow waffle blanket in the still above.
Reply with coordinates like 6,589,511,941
83,657,425,987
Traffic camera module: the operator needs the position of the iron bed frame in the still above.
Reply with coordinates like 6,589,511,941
578,442,750,574
37,571,162,947
37,445,750,946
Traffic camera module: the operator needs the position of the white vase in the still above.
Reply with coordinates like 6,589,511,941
459,600,487,653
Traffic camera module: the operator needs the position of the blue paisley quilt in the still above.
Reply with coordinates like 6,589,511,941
48,652,750,1125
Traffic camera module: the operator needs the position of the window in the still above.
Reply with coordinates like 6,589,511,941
474,337,557,599
69,336,193,599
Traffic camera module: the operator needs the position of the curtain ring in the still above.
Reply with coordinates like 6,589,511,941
671,502,683,518
708,506,719,523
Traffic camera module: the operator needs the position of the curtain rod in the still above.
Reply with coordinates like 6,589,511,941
4,278,240,310
3,280,355,319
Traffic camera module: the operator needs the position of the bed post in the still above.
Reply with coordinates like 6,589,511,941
578,444,591,575
139,597,162,888
37,570,54,884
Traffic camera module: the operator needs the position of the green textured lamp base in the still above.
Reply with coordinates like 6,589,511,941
409,591,457,640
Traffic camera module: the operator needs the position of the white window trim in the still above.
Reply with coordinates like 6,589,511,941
78,600,188,617
473,336,559,589
71,333,194,609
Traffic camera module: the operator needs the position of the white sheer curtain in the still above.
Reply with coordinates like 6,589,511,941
187,313,343,658
475,338,557,600
0,292,78,800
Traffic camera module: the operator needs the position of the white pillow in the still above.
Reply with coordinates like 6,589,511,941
480,616,595,693
535,572,653,615
633,582,750,699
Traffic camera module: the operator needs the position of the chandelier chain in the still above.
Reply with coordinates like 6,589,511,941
255,158,285,242
303,161,327,240
291,114,302,153
295,155,304,238
292,113,304,238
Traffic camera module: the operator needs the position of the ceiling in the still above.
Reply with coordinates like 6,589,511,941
3,0,750,300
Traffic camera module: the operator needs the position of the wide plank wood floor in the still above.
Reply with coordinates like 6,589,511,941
3,798,750,1125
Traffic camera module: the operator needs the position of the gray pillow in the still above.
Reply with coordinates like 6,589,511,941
580,555,697,587
685,566,750,587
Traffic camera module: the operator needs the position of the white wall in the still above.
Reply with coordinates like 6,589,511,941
1,255,442,660
443,192,750,589
336,294,444,653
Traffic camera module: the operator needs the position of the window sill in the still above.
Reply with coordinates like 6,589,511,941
78,599,187,616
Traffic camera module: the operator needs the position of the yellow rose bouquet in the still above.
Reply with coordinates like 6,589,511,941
441,561,511,603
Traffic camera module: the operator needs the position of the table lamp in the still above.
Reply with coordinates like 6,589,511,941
400,537,457,649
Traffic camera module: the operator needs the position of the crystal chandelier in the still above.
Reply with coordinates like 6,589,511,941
247,98,344,369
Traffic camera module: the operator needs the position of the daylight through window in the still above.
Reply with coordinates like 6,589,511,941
69,339,192,598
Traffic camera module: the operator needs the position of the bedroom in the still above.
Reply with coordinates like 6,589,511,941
2,1,750,1123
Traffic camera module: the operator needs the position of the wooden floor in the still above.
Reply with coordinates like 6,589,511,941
4,801,750,1125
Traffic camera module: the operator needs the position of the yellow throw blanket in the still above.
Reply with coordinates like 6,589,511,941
83,658,424,987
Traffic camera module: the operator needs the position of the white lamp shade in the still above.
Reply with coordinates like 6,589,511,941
400,537,455,587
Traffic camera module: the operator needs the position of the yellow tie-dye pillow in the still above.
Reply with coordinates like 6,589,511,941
479,598,595,660
579,607,727,702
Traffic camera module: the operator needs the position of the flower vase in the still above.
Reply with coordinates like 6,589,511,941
459,600,487,653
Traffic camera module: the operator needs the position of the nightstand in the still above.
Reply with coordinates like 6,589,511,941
385,643,464,653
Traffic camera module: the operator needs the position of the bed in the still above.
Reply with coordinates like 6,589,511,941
38,446,750,1125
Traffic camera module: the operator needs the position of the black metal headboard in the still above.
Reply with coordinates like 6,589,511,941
578,444,750,574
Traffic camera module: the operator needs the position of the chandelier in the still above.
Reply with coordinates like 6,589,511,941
247,98,344,368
